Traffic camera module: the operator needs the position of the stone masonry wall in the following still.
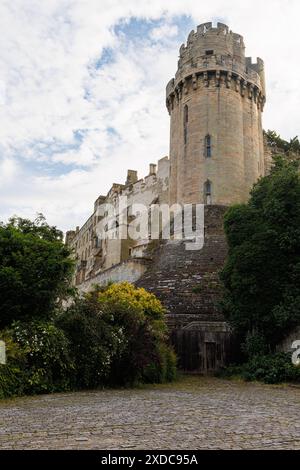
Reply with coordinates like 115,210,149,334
136,205,232,372
136,205,228,322
77,258,151,293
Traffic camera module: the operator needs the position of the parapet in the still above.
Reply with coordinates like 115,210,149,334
111,183,125,193
197,22,229,35
178,22,245,64
246,56,264,72
166,21,265,111
246,56,265,95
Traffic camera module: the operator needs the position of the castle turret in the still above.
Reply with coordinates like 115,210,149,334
166,22,266,206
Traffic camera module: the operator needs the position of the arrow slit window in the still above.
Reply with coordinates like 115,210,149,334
183,105,188,145
204,180,212,204
205,134,212,158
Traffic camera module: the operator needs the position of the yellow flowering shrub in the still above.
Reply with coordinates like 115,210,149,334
95,282,176,384
97,282,167,338
98,282,164,317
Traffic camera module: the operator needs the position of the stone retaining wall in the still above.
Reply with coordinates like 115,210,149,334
77,258,151,293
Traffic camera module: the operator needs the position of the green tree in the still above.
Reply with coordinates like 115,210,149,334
0,214,74,327
221,157,300,356
264,130,300,155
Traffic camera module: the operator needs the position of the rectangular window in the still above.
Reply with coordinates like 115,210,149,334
205,50,214,55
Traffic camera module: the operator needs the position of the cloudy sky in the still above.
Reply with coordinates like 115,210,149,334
0,0,299,232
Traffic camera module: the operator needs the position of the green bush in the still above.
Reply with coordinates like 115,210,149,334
97,283,176,386
142,343,177,384
218,353,300,384
57,283,177,388
0,329,26,398
0,283,177,398
56,295,122,389
242,331,268,357
10,321,74,394
243,353,300,384
0,365,25,399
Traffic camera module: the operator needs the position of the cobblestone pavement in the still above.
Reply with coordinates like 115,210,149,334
0,377,299,450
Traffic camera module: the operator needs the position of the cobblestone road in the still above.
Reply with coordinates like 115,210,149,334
0,377,299,450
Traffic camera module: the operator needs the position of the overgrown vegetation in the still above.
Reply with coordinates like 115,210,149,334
218,353,300,384
57,283,176,388
220,156,300,383
264,130,300,155
0,215,74,328
0,322,74,397
0,215,176,398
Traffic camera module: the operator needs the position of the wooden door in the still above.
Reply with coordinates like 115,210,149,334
205,342,217,373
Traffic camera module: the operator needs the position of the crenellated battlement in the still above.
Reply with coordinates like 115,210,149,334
166,22,265,111
246,56,266,95
178,22,245,64
197,22,229,34
183,21,243,43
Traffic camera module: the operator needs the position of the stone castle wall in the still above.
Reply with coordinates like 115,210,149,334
76,258,151,294
136,205,233,372
136,205,228,319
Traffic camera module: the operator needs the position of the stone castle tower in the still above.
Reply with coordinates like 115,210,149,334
67,22,271,372
166,22,266,206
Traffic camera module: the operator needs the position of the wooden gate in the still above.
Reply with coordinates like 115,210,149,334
171,327,231,374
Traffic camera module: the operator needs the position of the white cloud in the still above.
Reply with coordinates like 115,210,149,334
0,0,299,232
0,157,18,185
150,23,178,40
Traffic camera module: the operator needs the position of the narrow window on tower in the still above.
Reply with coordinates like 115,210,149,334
204,180,212,205
183,104,188,145
205,134,212,158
